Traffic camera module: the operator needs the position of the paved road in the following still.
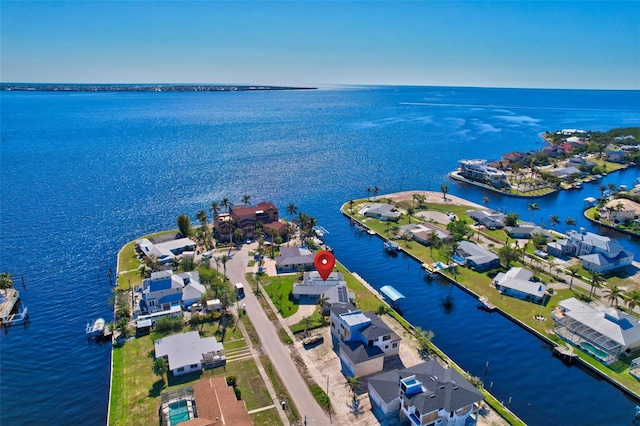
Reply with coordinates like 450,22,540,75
225,247,330,425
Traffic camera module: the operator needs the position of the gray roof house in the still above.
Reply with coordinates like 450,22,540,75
292,272,354,310
363,203,402,221
330,305,400,377
504,222,552,240
399,223,452,245
553,297,640,364
548,166,583,180
154,331,225,376
368,359,483,424
141,270,201,313
547,229,634,273
275,246,315,273
457,241,501,272
493,267,549,305
466,209,505,229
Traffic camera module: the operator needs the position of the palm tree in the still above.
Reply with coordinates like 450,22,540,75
286,203,298,221
588,270,604,299
565,217,576,234
567,265,580,291
528,202,539,223
241,194,251,205
440,184,449,201
348,200,355,214
366,187,371,200
626,291,640,313
196,210,208,231
221,197,230,213
210,201,220,218
426,231,440,256
302,315,313,337
345,376,361,402
607,183,616,195
598,184,607,199
219,254,230,280
406,207,415,224
0,272,14,294
603,284,623,307
373,185,380,200
549,215,560,231
153,357,169,383
317,293,330,320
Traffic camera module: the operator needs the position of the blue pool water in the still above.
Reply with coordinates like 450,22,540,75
168,400,191,425
1,87,639,425
580,342,610,361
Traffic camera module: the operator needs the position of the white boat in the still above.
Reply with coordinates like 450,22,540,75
86,318,105,337
383,240,400,252
367,229,376,235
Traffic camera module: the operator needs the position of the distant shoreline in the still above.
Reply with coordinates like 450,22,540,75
0,83,316,92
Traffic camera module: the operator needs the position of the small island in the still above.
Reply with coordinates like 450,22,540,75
450,127,640,197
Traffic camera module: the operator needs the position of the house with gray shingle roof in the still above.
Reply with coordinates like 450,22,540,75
493,267,549,305
362,203,402,221
330,305,400,377
368,359,483,424
548,229,633,273
154,331,225,376
456,241,500,272
275,246,315,273
552,297,640,364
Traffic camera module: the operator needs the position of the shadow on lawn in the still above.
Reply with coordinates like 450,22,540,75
148,379,166,398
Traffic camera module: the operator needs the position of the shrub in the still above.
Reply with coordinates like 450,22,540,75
310,385,331,409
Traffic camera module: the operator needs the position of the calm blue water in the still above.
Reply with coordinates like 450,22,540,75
1,86,639,425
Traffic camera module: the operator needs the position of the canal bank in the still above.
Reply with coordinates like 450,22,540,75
341,194,640,426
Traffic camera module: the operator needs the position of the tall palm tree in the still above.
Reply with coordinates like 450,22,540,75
345,376,361,402
588,270,604,299
221,197,230,213
426,231,440,256
241,194,251,205
348,200,355,214
286,203,298,221
567,265,580,291
440,184,449,201
603,284,623,307
598,184,607,199
366,187,371,201
302,316,313,337
528,202,540,223
196,210,208,230
373,185,380,200
549,215,560,230
406,207,415,224
565,217,576,234
219,254,230,280
626,291,640,313
210,201,220,219
607,183,616,195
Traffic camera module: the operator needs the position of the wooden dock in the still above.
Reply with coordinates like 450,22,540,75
553,345,577,362
0,289,28,327
478,296,496,311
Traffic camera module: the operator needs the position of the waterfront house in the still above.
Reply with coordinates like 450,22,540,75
215,201,279,240
603,198,639,223
330,304,400,377
275,246,315,273
136,236,197,265
504,222,552,240
546,229,633,273
567,156,596,171
398,223,452,245
293,272,354,311
368,359,483,425
466,209,505,229
541,144,565,158
548,166,583,181
362,203,402,221
456,241,500,272
493,267,550,305
154,331,226,376
141,270,203,313
458,159,509,188
552,297,640,364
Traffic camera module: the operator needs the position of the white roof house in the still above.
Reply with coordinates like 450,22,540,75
466,209,506,229
362,203,402,221
553,298,640,364
493,267,548,304
137,237,197,263
154,331,225,376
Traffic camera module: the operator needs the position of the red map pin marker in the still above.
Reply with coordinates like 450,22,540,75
314,251,335,281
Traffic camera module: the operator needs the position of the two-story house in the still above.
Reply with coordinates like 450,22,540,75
330,303,400,377
215,201,280,240
368,360,483,425
141,270,204,313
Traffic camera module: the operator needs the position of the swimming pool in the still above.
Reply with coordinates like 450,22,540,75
580,342,610,361
167,400,192,425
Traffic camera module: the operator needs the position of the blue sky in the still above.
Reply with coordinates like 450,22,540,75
1,1,639,89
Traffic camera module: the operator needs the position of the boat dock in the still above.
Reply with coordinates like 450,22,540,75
1,288,29,327
553,345,578,363
478,296,496,311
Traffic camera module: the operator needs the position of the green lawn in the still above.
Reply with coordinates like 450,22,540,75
109,320,282,426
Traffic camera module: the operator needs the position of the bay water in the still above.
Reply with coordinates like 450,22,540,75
1,86,639,425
